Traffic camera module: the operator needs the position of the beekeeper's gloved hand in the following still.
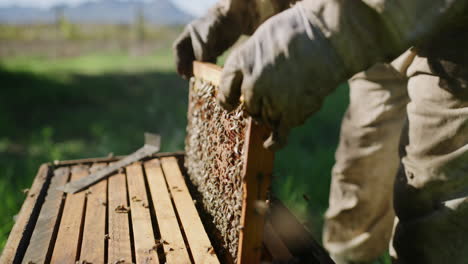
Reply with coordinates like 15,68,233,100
173,2,239,78
217,3,347,150
217,0,466,150
173,0,295,79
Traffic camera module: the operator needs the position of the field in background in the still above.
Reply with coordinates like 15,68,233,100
0,23,395,263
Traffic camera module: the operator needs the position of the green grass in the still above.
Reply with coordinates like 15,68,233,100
0,34,405,262
1,50,174,75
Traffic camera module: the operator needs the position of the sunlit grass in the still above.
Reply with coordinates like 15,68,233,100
0,49,175,75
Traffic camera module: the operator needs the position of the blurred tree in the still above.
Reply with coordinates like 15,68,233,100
53,5,66,36
135,3,147,43
52,5,82,41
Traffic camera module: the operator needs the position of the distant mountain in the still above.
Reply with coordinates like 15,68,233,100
0,0,194,25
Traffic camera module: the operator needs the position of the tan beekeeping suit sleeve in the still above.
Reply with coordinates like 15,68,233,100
217,0,468,149
300,0,468,78
173,0,298,78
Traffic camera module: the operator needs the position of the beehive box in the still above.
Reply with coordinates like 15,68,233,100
2,153,223,264
1,62,334,264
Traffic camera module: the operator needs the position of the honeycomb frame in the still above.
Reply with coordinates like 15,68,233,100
185,62,274,264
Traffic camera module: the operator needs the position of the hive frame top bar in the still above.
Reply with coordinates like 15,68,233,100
193,61,222,86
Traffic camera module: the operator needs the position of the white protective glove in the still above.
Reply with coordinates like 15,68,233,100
217,0,468,150
173,0,296,78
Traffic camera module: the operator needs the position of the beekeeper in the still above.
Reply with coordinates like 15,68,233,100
174,0,468,263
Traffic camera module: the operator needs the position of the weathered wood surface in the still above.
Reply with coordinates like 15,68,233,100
3,157,331,264
54,151,184,166
80,163,107,263
193,61,222,86
236,122,274,264
50,165,89,264
0,164,50,264
126,163,159,264
161,157,220,264
107,164,133,263
61,135,160,194
7,157,221,264
145,159,192,264
21,167,70,264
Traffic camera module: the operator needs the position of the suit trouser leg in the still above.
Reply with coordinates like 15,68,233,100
323,59,410,263
392,54,468,264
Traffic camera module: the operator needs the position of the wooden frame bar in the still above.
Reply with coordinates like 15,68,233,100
107,163,133,263
50,165,89,263
0,164,52,264
22,166,70,264
192,61,275,264
80,163,108,263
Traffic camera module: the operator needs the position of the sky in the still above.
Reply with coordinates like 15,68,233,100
0,0,218,16
171,0,216,16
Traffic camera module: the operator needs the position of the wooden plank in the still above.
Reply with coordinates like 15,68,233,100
144,159,191,264
263,221,293,262
79,163,107,263
160,157,219,264
126,163,159,264
193,61,222,86
0,164,50,264
50,165,89,264
236,121,275,264
21,166,70,264
107,165,133,264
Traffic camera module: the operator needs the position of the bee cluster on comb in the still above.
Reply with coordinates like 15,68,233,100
185,76,247,262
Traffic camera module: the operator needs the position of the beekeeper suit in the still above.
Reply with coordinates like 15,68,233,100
173,0,468,263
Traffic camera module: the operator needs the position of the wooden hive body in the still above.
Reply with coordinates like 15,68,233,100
1,153,222,264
